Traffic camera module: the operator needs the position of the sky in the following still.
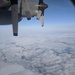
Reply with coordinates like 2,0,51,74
45,0,75,25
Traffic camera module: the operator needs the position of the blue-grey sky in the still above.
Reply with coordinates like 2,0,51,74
45,0,75,25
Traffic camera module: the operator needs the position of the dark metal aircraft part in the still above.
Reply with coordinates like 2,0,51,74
38,0,48,16
71,0,75,6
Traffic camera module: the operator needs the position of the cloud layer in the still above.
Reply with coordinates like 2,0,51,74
0,32,75,75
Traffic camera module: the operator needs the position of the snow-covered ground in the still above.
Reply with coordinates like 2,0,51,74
0,32,75,75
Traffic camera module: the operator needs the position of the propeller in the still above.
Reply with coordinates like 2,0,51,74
10,0,18,36
37,0,48,27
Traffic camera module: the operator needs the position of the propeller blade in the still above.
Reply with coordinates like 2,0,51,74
10,0,18,36
36,10,42,20
40,15,44,27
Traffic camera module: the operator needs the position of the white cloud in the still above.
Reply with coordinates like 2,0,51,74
0,26,75,75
